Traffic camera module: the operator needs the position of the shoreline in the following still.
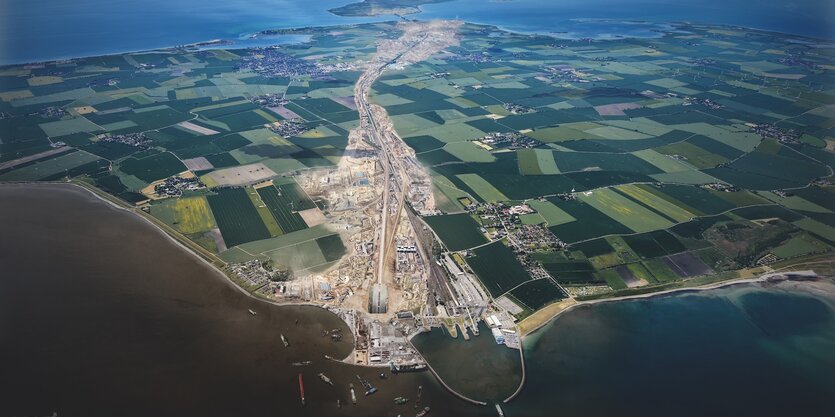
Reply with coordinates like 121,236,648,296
519,270,824,340
4,16,833,67
0,182,355,349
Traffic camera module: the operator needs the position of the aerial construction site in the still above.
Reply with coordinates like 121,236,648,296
233,20,520,369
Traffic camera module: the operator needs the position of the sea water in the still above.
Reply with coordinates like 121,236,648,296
503,284,835,416
2,0,834,64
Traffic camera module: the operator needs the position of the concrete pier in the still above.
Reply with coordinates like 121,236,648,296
503,336,526,403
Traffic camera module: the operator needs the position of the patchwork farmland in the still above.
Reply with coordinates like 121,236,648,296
0,19,833,320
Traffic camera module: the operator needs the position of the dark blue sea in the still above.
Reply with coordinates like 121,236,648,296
2,0,834,64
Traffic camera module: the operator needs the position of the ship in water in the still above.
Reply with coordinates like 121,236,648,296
298,373,305,406
394,396,409,405
291,361,311,367
356,374,377,396
349,383,357,404
390,362,427,373
281,334,289,347
247,309,256,316
416,406,430,417
495,403,505,417
318,373,333,386
414,385,422,408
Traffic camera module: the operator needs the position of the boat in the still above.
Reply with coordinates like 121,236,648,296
394,396,409,405
281,334,289,347
248,309,256,316
349,383,357,404
318,372,333,386
390,363,428,373
337,399,341,408
414,385,422,408
298,373,305,406
291,361,311,367
416,406,430,417
495,404,505,417
356,374,377,396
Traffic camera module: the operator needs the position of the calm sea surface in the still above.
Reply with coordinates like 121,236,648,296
2,0,834,64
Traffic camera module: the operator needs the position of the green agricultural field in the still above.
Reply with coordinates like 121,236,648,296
642,258,681,282
424,213,488,251
632,149,694,173
649,170,718,185
707,151,828,190
257,185,308,234
432,179,470,213
548,198,634,243
218,223,344,272
275,179,317,210
39,117,102,137
1,151,104,181
794,218,835,242
455,173,508,202
597,269,628,290
508,279,566,310
119,152,186,183
770,233,830,259
222,224,332,260
527,199,575,226
616,184,696,222
571,238,615,258
651,185,736,216
261,238,331,272
655,141,729,169
150,196,217,235
541,260,600,284
465,240,532,297
246,187,284,237
518,148,559,175
760,191,832,214
621,230,686,259
553,152,661,175
207,188,271,247
579,188,675,233
443,142,495,163
626,262,659,284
